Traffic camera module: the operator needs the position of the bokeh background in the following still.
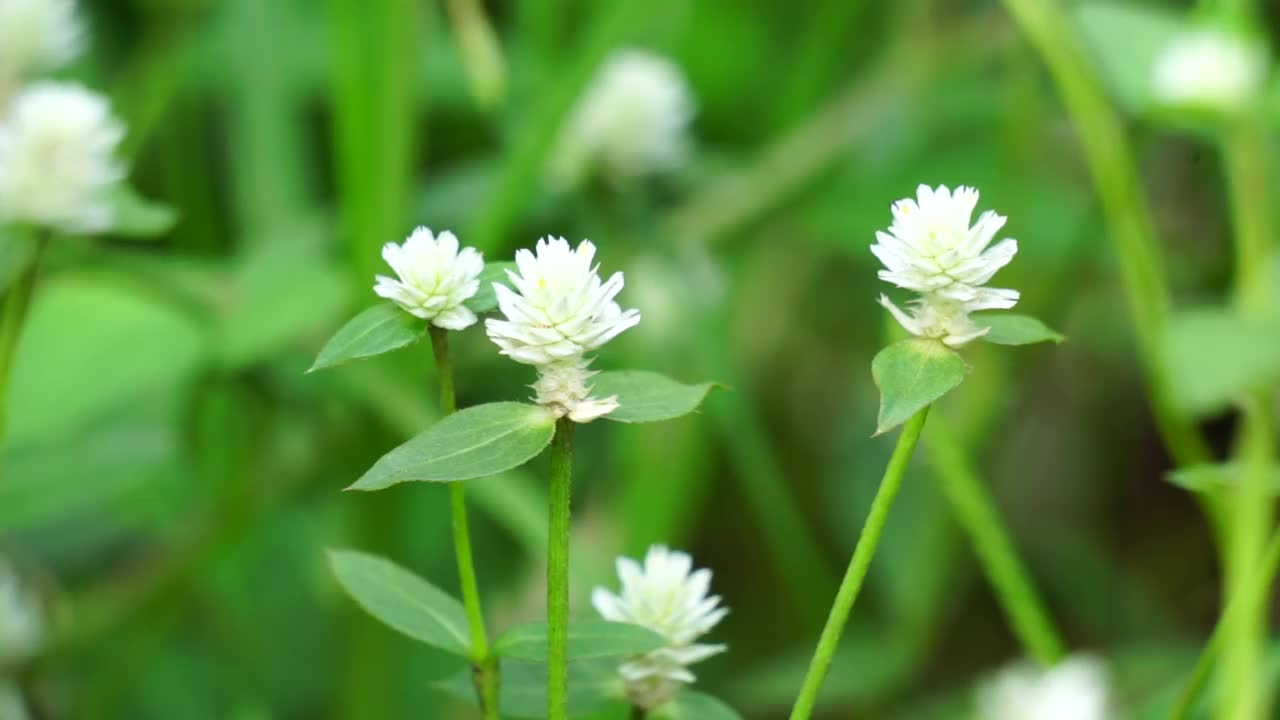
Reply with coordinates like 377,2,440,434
3,0,1273,718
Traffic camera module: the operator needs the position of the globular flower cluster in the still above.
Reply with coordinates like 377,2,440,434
0,82,125,233
979,655,1110,720
592,545,728,710
0,0,83,103
1152,26,1267,115
871,184,1019,347
486,237,640,422
374,227,485,330
551,49,694,188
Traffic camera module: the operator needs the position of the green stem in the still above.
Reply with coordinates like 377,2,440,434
1170,528,1280,720
788,407,930,720
429,327,499,719
547,418,575,720
926,413,1065,666
0,233,47,451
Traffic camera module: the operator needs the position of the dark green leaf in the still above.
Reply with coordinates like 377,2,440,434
464,261,517,314
327,549,473,659
974,313,1065,346
493,621,668,662
308,304,424,372
652,691,743,720
592,371,714,423
872,339,966,435
350,402,557,490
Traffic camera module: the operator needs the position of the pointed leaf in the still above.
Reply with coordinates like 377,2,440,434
493,620,668,662
108,184,178,238
1167,463,1280,495
327,549,473,659
350,402,557,490
436,659,621,718
974,313,1065,346
592,371,714,423
652,690,744,720
465,261,517,314
872,339,966,435
308,304,425,372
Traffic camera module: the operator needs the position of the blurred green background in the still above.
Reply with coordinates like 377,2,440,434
2,0,1273,717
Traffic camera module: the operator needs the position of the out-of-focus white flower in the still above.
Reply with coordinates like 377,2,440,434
0,680,30,720
979,655,1110,720
374,227,484,330
0,559,43,667
592,545,727,710
487,237,640,422
1153,26,1267,115
0,82,124,234
872,184,1019,347
0,0,84,102
550,49,694,187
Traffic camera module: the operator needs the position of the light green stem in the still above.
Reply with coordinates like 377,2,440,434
1170,529,1280,720
996,0,1212,471
788,407,930,720
0,234,47,452
926,414,1065,666
547,418,575,720
429,327,499,719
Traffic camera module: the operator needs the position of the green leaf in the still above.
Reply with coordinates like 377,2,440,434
464,261,516,314
1164,307,1280,415
871,339,966,435
1167,463,1280,495
108,184,179,238
436,659,622,718
1074,1,1180,114
0,226,36,295
308,304,424,372
651,690,744,720
326,549,473,659
974,313,1065,346
493,621,668,662
591,371,714,423
350,402,557,490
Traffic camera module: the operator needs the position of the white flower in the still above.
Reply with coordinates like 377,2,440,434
979,655,1110,720
551,49,694,187
0,0,84,102
0,559,43,667
486,237,640,422
1153,26,1267,115
374,227,484,330
0,82,124,234
872,184,1019,347
592,545,727,710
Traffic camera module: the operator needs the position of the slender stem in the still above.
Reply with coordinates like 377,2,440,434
547,418,575,720
0,233,48,451
428,327,499,719
788,407,930,720
926,413,1065,666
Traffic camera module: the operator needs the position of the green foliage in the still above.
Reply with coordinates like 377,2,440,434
1167,464,1280,495
974,313,1065,346
108,184,180,238
1164,307,1280,415
350,402,558,490
652,690,744,720
1074,1,1179,115
465,261,517,314
493,621,668,662
871,339,966,435
0,227,36,294
308,304,424,372
327,549,474,660
592,371,714,423
437,659,622,718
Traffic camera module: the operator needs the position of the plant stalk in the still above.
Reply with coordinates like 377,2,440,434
429,327,499,719
0,233,48,453
788,406,930,720
547,418,575,720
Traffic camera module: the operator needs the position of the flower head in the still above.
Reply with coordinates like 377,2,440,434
1153,26,1267,115
0,559,44,667
592,545,727,710
0,0,84,102
872,184,1019,347
486,237,640,422
0,82,124,234
374,227,484,330
551,49,694,187
979,655,1109,720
